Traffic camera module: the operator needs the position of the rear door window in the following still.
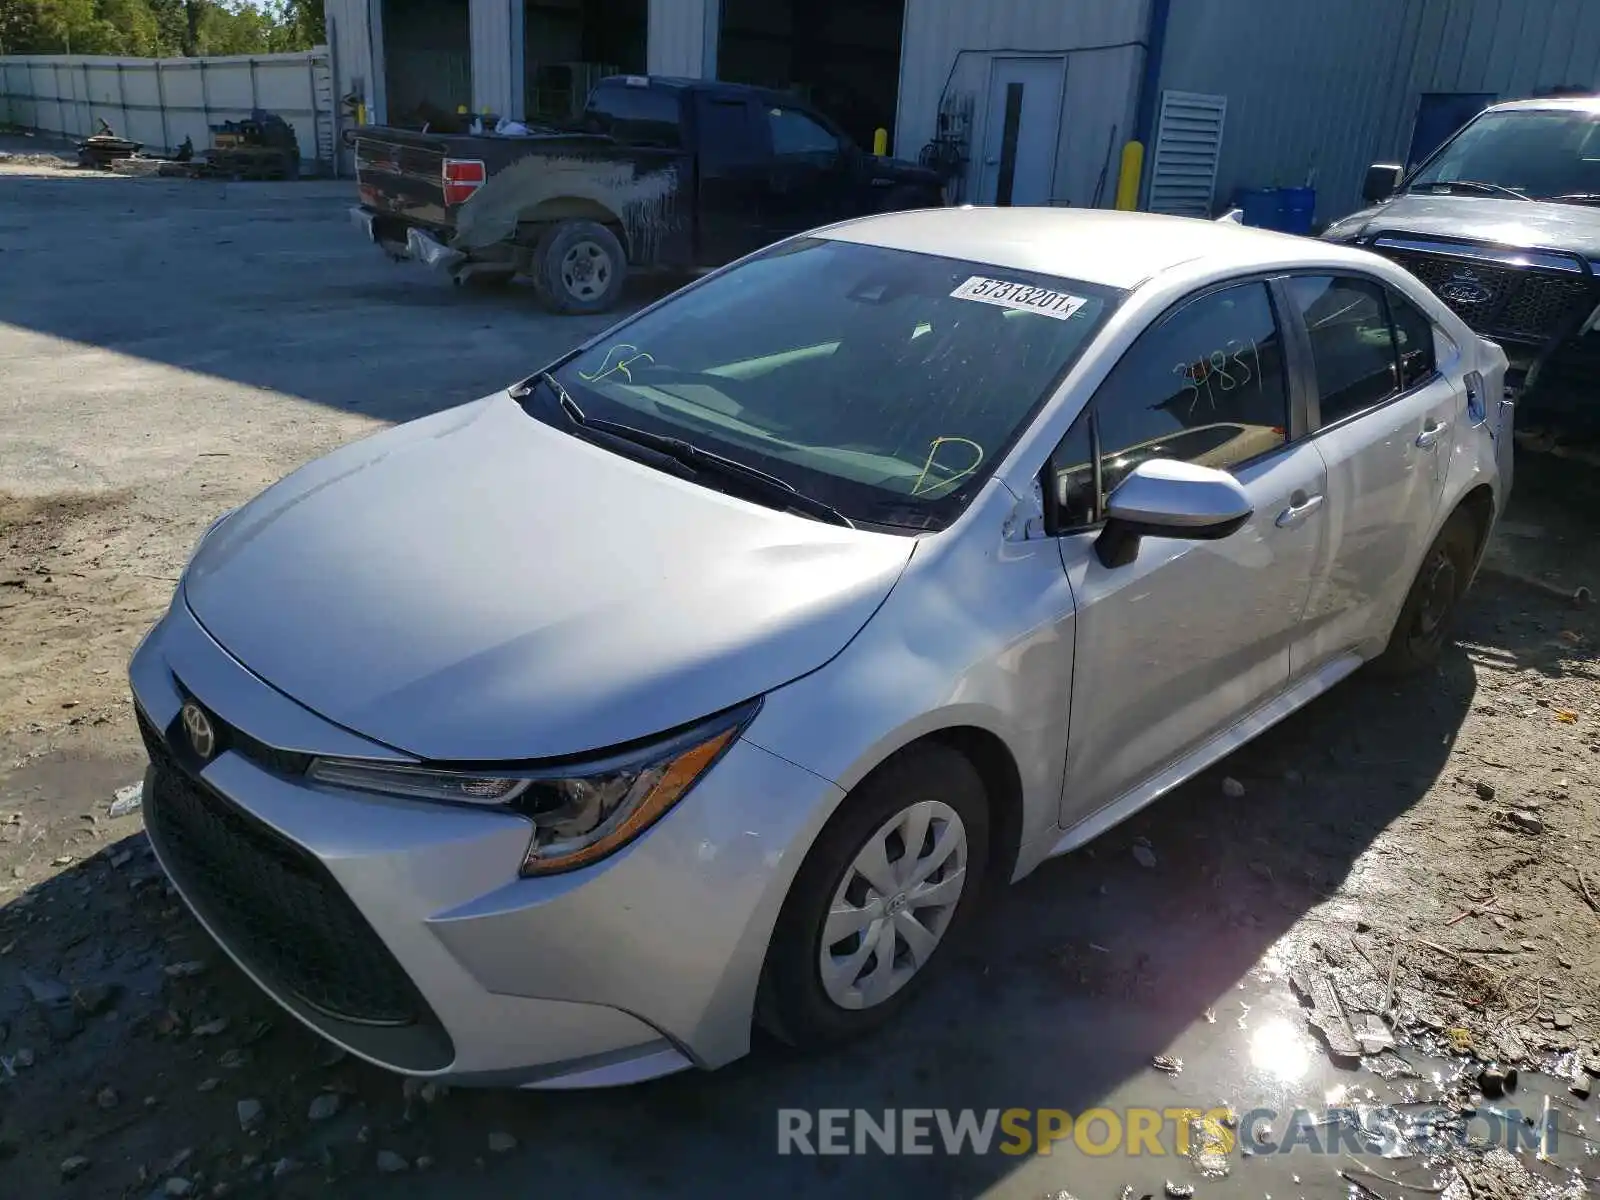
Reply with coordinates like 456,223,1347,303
1387,290,1438,390
584,84,684,148
696,96,766,167
1285,276,1400,426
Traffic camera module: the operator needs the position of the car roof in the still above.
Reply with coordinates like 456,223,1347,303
817,206,1369,290
1486,95,1600,114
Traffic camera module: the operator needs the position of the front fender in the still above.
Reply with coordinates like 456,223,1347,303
742,483,1078,882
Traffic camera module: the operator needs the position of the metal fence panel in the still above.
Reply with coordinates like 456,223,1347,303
0,50,334,172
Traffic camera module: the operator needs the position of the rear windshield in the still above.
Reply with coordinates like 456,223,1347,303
1410,108,1600,200
546,238,1119,530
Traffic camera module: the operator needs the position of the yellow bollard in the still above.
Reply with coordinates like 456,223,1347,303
872,127,888,157
1115,141,1144,211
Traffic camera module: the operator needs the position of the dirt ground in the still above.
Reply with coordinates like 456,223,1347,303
2,152,1598,1200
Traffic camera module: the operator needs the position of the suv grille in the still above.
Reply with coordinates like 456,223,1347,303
1378,249,1595,344
139,711,433,1028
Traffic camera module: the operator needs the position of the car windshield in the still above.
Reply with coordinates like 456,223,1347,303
1408,108,1600,200
542,238,1118,531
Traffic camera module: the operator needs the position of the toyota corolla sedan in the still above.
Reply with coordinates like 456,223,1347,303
130,208,1512,1088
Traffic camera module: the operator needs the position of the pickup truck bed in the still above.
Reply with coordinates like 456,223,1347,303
349,75,945,313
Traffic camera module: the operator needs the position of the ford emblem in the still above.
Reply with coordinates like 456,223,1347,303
1438,278,1492,305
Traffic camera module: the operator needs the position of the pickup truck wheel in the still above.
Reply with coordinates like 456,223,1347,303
533,220,627,314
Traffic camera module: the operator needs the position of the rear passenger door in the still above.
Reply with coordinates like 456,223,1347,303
693,95,775,265
1283,275,1461,671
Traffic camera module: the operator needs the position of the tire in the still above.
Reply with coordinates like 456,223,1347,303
756,744,989,1049
1373,509,1479,675
531,220,627,315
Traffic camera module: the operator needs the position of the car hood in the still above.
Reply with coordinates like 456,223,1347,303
1330,192,1600,260
184,394,915,762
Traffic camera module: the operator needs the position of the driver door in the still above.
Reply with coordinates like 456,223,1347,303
1050,280,1329,829
761,105,849,237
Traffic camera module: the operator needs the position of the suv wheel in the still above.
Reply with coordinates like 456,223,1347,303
756,745,988,1048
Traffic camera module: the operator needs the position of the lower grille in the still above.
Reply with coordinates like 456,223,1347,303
141,719,431,1027
1379,249,1595,344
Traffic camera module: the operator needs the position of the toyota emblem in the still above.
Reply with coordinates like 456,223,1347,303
180,700,216,761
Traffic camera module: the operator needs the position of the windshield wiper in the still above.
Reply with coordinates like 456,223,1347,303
1412,179,1531,201
1548,192,1600,206
529,373,854,528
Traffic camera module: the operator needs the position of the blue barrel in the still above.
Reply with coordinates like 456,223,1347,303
1279,187,1316,235
1236,187,1282,229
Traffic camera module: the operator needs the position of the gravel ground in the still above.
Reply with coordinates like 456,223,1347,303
2,155,1598,1199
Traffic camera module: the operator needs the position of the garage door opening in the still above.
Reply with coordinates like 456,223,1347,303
383,0,471,128
717,0,906,152
525,0,648,123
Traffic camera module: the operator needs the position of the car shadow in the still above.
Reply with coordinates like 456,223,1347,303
0,172,668,428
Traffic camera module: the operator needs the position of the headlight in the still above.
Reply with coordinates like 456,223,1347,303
306,701,758,876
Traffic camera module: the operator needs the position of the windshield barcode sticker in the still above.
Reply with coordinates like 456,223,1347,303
949,276,1088,320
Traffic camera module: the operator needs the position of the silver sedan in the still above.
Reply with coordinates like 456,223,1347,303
129,207,1512,1087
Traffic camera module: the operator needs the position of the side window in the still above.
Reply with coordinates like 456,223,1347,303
1049,282,1289,528
767,107,840,158
1285,276,1399,426
584,85,684,148
696,98,763,168
1388,290,1438,389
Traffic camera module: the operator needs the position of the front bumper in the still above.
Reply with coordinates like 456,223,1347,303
129,597,842,1086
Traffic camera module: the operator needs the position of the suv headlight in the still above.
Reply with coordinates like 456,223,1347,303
306,700,759,876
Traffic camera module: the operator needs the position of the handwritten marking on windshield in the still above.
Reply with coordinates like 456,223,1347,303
911,437,985,497
579,344,656,384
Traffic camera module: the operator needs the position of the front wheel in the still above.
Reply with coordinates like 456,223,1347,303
531,220,627,315
756,745,989,1049
1374,510,1479,674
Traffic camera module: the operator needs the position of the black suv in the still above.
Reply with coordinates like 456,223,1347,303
1323,96,1600,435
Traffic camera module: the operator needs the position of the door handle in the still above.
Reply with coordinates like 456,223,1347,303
1275,494,1324,528
1415,419,1448,449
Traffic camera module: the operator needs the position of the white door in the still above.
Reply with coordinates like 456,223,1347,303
979,57,1065,206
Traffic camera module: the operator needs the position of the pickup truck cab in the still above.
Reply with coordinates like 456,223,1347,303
1324,94,1600,437
350,75,945,313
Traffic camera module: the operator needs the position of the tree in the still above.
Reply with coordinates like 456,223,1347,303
0,0,322,57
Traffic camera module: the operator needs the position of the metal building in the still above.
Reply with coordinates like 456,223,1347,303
325,0,1600,221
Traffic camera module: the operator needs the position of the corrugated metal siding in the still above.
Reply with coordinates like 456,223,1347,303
649,0,717,77
470,0,518,116
1157,0,1600,221
895,0,1149,205
325,0,377,113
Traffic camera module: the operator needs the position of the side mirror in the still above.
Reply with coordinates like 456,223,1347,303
1095,459,1253,569
1362,162,1404,204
